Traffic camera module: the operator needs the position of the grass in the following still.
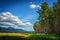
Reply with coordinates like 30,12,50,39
0,33,60,40
0,33,30,37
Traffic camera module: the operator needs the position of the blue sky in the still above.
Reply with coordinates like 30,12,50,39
0,0,57,31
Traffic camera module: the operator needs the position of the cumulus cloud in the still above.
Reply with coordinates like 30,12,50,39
29,2,41,9
29,4,37,8
29,2,40,8
0,12,32,28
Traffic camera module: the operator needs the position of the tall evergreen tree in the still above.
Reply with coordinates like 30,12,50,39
34,2,50,33
55,0,60,34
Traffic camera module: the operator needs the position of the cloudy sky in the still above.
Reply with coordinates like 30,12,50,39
0,0,57,31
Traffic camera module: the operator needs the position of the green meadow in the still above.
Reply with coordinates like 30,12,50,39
0,33,60,40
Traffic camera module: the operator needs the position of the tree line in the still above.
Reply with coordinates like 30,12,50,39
34,0,60,35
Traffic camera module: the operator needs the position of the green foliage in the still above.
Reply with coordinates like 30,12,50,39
34,21,41,33
34,21,40,27
28,34,60,40
34,0,60,34
37,2,49,27
34,2,58,34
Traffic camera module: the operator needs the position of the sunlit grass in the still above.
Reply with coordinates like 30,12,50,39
0,33,30,37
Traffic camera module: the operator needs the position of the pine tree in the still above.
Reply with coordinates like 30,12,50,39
55,0,60,34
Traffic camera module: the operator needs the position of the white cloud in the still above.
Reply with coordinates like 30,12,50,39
29,2,40,9
25,22,32,26
29,4,37,8
0,12,32,29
